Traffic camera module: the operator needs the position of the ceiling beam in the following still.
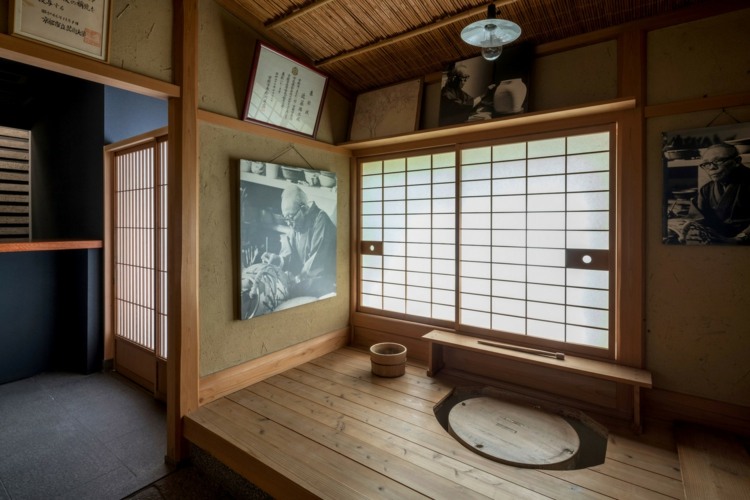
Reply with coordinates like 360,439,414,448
315,0,519,67
266,0,337,30
213,0,307,60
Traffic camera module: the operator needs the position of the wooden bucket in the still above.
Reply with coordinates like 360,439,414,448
369,342,407,377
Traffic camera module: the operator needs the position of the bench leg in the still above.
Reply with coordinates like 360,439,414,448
427,343,444,376
632,386,642,434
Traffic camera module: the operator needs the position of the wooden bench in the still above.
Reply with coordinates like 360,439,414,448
422,330,652,429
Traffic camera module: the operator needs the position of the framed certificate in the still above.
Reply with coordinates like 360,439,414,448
242,42,329,138
10,0,111,61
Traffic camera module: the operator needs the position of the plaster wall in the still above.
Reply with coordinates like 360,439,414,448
0,0,172,82
108,0,173,82
647,10,750,105
196,0,352,377
530,41,618,111
645,9,750,406
198,122,351,376
198,0,350,144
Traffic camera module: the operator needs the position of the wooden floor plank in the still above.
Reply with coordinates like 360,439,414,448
606,432,683,481
184,409,317,500
676,424,750,500
284,364,459,436
545,467,680,499
244,380,547,499
311,351,451,403
193,398,427,499
590,459,685,498
186,347,689,500
308,349,689,499
267,365,610,499
227,386,489,500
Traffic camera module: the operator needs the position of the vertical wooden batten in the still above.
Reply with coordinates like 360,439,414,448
167,0,200,464
616,29,647,369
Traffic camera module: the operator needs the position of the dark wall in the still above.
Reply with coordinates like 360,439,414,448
104,86,168,144
0,59,109,383
31,77,104,240
0,252,57,383
0,249,102,384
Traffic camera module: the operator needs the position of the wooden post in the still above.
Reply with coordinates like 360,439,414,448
167,0,200,464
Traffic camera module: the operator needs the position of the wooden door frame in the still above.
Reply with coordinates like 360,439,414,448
103,127,168,373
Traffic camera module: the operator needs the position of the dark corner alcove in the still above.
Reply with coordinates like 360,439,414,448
0,58,104,383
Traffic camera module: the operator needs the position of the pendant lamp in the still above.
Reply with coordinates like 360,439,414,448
460,4,521,61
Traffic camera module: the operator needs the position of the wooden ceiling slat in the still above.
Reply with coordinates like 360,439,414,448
316,0,519,67
266,0,337,29
230,0,724,94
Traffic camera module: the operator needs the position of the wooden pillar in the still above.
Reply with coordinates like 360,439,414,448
167,0,200,464
616,28,647,425
616,28,647,370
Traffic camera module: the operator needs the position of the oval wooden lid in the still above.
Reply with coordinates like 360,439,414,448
448,396,580,467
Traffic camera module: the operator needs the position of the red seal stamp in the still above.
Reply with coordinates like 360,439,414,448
84,29,102,47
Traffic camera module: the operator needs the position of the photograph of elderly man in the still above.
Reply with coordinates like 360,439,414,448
662,123,750,245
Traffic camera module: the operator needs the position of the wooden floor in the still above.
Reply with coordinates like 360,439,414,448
185,347,685,499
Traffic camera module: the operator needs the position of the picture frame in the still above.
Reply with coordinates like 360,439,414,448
662,121,750,245
10,0,111,61
348,78,423,141
438,42,533,127
238,159,337,320
242,42,329,138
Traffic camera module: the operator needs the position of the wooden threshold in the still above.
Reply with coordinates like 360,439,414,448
185,347,683,499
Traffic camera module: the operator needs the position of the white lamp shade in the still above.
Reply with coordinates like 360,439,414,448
460,19,521,47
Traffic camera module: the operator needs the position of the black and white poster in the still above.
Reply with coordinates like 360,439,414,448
438,42,533,127
662,122,750,245
239,160,337,319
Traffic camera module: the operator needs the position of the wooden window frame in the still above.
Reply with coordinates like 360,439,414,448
353,105,644,367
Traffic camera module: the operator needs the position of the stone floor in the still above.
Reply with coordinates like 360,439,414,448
0,369,270,499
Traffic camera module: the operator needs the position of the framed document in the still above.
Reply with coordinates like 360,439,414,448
10,0,111,61
242,42,328,138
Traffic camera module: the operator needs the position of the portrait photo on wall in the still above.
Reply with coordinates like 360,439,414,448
662,121,750,245
438,42,533,127
238,159,337,320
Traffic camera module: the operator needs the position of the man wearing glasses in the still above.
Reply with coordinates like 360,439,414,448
685,143,750,244
262,185,337,297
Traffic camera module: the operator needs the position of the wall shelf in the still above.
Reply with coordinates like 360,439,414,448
0,240,102,253
339,97,637,156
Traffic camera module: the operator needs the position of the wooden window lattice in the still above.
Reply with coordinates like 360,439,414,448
0,126,30,241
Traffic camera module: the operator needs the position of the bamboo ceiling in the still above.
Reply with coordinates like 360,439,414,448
224,0,712,94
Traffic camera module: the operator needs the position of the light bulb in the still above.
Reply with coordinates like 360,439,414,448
481,24,502,61
481,46,502,61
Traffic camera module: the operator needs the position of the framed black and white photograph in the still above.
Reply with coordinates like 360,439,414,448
242,42,329,137
239,159,337,319
662,121,750,245
11,0,111,60
438,42,533,127
349,78,423,141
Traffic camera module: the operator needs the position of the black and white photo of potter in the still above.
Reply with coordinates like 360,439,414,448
239,159,338,319
438,43,532,127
